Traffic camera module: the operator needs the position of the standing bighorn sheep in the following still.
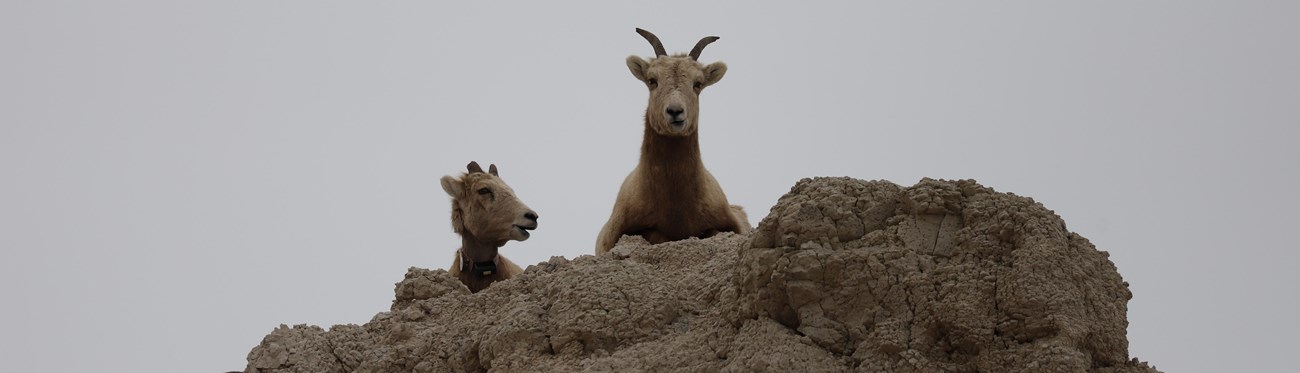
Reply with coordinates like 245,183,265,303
440,161,538,293
595,28,751,254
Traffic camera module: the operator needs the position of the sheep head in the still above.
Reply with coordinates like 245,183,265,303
440,161,539,244
626,28,727,137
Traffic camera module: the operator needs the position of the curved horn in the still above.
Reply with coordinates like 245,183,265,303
689,36,720,60
635,28,667,57
466,161,484,174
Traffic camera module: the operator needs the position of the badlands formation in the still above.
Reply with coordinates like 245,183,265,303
242,177,1159,372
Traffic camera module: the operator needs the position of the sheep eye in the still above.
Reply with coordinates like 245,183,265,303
693,81,703,91
477,188,491,195
647,78,658,88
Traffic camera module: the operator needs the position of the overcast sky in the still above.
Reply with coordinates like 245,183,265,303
1,2,1296,372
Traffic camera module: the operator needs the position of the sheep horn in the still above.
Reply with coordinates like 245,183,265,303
466,161,484,174
488,164,498,177
635,28,667,57
689,36,720,61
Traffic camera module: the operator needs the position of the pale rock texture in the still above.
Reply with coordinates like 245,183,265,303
242,178,1159,372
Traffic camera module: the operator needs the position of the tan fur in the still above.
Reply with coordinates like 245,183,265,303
595,29,751,255
441,161,538,293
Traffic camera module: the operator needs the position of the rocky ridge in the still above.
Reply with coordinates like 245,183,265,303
243,177,1160,372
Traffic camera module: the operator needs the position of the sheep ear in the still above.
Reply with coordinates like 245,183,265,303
626,56,650,82
702,61,727,87
440,175,463,197
488,164,499,177
466,161,484,174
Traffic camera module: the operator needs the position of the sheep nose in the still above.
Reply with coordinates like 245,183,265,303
524,211,538,221
665,106,684,120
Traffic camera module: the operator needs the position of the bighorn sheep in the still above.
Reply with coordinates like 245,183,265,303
440,161,539,293
595,28,751,254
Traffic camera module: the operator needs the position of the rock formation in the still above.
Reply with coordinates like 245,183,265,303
242,178,1160,372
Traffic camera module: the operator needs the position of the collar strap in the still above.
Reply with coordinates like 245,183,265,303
470,260,497,277
457,249,499,277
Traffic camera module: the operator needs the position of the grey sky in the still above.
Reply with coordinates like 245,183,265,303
1,2,1296,372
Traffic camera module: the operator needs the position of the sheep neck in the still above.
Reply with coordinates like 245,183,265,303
458,231,502,265
640,124,704,197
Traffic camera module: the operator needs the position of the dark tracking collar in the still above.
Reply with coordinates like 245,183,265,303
457,249,499,277
470,260,498,277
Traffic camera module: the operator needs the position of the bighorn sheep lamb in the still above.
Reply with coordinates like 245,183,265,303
440,161,539,293
595,28,751,255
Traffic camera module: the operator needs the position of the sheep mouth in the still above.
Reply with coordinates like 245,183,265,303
670,120,686,128
515,225,535,238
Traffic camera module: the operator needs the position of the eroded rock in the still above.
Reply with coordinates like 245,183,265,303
243,178,1159,373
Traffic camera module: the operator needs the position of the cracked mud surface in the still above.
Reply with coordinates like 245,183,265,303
242,178,1160,372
